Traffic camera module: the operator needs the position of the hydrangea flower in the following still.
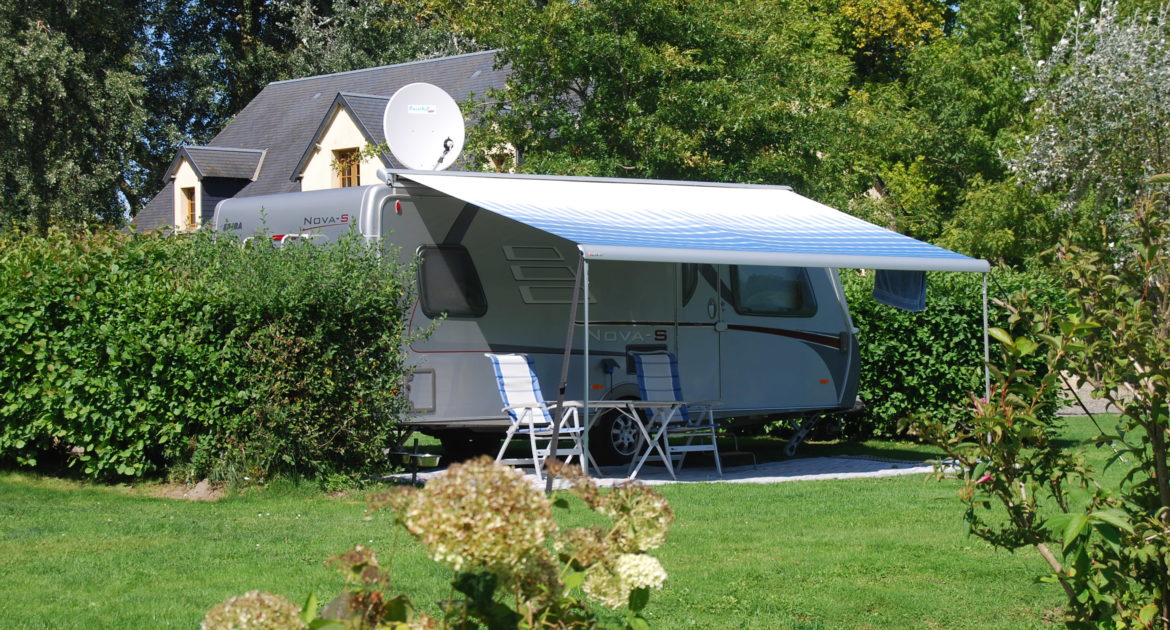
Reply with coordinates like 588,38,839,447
582,553,667,609
402,456,559,600
597,483,674,553
201,590,304,630
614,553,667,590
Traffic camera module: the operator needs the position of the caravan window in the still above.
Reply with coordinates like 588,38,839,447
730,266,817,317
418,246,488,318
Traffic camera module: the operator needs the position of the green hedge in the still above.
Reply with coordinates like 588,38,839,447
0,228,414,482
841,268,1063,437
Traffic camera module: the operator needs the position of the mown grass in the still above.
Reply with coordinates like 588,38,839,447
1,418,1123,629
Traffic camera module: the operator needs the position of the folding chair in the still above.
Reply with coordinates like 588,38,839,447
485,353,598,482
629,350,723,480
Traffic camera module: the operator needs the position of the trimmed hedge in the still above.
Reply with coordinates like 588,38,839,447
0,228,414,482
841,268,1063,437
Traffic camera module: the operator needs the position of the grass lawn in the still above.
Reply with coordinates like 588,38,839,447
0,420,1121,629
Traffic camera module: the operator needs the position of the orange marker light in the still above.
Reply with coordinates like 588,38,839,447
591,384,604,390
819,379,830,384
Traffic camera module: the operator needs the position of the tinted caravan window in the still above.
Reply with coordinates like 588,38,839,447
730,266,817,317
418,246,488,318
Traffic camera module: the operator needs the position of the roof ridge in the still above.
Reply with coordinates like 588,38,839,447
338,92,391,100
185,145,266,154
269,50,497,87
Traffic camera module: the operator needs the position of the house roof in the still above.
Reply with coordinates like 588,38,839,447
135,50,506,230
163,146,266,181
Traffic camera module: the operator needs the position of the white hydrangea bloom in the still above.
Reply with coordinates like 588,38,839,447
614,553,667,590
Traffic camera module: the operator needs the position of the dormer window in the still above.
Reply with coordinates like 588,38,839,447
294,94,391,192
334,148,360,188
182,187,197,228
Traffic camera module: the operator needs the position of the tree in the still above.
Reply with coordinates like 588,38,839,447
1011,0,1170,224
136,0,311,209
285,0,474,77
839,0,949,81
433,0,853,188
0,2,147,231
915,179,1170,627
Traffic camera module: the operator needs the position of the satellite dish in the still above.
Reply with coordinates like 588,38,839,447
382,83,465,171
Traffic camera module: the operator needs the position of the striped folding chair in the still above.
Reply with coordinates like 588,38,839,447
630,350,722,480
485,353,596,481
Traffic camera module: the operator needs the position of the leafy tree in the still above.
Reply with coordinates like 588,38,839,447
836,0,1080,254
1011,0,1170,224
436,0,853,189
0,2,147,231
285,0,474,77
136,0,313,207
839,0,949,80
434,0,1089,264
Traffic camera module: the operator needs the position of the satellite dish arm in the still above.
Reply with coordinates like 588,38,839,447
434,137,455,170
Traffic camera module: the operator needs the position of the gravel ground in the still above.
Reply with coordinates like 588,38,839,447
391,455,937,488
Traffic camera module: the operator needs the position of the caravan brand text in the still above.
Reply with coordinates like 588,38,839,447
303,214,350,228
588,329,668,343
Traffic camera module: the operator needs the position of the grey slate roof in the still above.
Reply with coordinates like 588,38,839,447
134,50,506,231
340,93,392,147
163,146,265,181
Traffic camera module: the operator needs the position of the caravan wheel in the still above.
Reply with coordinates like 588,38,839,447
589,409,642,465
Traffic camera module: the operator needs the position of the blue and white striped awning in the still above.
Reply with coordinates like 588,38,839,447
392,170,989,273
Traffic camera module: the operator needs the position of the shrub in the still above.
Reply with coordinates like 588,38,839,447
0,227,415,482
840,267,1063,437
910,187,1170,628
206,458,674,629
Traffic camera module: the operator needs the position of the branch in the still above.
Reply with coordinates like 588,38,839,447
1035,542,1079,604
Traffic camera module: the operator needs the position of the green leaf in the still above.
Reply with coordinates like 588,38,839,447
987,327,1013,346
1139,603,1159,624
1044,513,1073,536
628,587,650,613
563,570,585,590
626,614,651,630
971,460,988,481
1013,337,1038,356
382,595,413,622
1090,508,1133,533
1096,524,1123,554
300,593,318,623
1062,514,1089,554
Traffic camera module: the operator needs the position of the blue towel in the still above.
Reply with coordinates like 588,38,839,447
873,270,927,311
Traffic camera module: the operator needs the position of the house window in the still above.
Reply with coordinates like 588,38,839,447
181,187,197,229
334,148,360,188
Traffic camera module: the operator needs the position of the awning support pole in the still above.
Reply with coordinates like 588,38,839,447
583,258,591,471
983,273,991,400
547,255,585,494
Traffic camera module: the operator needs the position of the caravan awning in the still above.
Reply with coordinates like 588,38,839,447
392,170,990,273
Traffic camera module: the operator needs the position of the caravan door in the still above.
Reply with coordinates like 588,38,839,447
674,263,722,402
717,265,843,413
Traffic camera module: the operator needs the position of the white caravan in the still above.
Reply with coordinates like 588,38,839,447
214,169,988,461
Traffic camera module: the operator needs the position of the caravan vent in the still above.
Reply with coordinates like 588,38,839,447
510,265,575,281
503,245,563,261
518,286,595,305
